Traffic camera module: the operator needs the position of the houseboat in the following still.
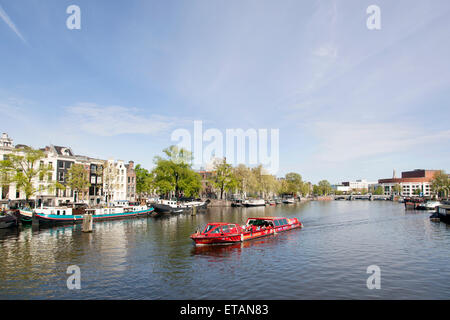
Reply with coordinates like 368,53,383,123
190,216,303,245
243,199,266,207
283,197,295,204
231,199,244,207
417,200,441,210
431,204,450,223
151,199,209,216
22,205,154,225
404,197,424,210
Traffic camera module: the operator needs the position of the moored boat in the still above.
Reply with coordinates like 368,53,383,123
151,199,209,216
190,216,303,245
18,208,33,224
31,205,154,225
0,210,19,229
282,197,295,204
231,199,244,207
432,204,450,223
243,199,266,207
417,201,441,210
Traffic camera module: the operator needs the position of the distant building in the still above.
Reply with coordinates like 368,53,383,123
198,170,217,198
0,133,13,148
378,169,441,196
103,159,128,203
125,161,136,202
341,179,378,191
332,184,351,193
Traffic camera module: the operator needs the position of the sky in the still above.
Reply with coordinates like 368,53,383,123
0,0,449,184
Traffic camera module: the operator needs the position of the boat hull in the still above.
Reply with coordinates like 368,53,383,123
152,203,188,215
0,215,18,229
243,203,266,207
152,202,208,216
34,207,154,225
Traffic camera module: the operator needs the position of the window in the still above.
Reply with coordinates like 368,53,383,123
204,225,220,233
274,220,280,226
210,226,222,234
221,225,230,233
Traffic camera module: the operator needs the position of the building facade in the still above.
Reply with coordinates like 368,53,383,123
0,133,136,207
125,161,136,202
378,169,440,197
341,179,378,191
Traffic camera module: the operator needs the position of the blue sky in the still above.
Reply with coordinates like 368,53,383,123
1,0,449,184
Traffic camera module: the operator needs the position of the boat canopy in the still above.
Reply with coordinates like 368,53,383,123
202,223,240,234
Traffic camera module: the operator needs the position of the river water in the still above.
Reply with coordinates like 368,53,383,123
0,200,449,299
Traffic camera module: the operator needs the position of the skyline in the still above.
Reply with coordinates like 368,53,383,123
1,0,449,184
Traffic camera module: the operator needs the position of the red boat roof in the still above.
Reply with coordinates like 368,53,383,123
206,222,236,225
248,217,286,220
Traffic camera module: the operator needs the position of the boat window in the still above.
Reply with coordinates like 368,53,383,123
248,219,266,226
282,219,288,225
63,210,65,215
221,225,230,233
203,225,216,233
274,220,280,226
209,226,222,234
57,210,60,215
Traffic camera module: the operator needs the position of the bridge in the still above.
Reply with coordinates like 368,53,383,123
333,194,391,201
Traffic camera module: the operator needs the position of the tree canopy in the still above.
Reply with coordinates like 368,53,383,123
152,146,202,198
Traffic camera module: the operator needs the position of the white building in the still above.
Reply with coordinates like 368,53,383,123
103,159,128,203
342,179,378,191
332,185,351,193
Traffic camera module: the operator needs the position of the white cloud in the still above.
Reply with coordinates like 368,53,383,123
313,44,338,58
311,122,450,162
0,5,26,44
65,103,176,137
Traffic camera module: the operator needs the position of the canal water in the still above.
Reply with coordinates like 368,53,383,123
0,201,449,299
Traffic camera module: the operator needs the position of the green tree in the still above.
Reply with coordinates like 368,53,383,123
312,184,321,196
0,147,52,201
66,163,91,203
233,164,253,197
152,146,202,198
318,180,332,196
431,170,449,199
300,182,311,196
210,158,237,199
135,164,154,201
373,186,384,195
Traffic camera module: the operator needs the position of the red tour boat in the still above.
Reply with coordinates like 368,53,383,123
190,217,303,245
